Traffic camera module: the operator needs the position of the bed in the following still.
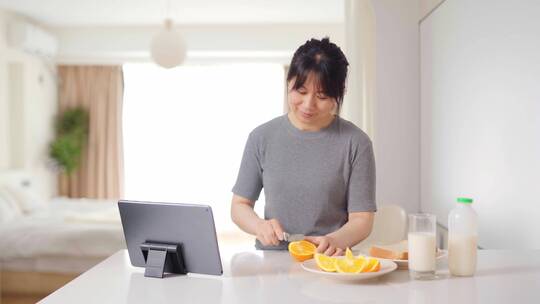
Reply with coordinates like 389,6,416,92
0,170,126,302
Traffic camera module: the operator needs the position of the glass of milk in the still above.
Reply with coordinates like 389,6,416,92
408,213,437,280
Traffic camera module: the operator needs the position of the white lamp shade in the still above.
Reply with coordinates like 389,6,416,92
151,20,187,68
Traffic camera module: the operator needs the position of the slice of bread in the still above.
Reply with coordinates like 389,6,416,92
369,240,409,260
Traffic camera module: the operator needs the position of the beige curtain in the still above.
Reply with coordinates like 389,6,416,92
57,65,124,199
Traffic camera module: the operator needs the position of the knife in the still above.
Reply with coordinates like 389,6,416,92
283,232,305,242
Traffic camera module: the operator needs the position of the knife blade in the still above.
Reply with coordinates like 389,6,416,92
283,232,305,242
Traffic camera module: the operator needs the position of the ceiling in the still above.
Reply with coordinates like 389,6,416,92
0,0,345,27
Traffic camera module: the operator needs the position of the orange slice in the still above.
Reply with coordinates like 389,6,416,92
288,240,317,262
345,247,354,260
364,258,381,272
334,256,367,273
314,253,337,272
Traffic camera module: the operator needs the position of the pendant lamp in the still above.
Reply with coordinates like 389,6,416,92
150,19,186,68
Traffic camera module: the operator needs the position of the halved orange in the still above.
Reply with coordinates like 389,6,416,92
288,240,317,262
314,253,337,272
364,258,381,272
334,256,367,273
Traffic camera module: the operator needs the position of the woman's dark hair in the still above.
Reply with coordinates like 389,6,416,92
287,37,349,114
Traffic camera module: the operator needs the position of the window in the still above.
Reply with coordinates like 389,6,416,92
123,63,284,233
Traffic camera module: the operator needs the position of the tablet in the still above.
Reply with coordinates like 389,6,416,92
118,200,223,278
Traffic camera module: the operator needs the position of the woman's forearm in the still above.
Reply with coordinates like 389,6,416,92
231,200,263,236
327,212,374,249
231,196,285,246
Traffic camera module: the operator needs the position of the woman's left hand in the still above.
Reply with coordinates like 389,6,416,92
304,235,344,256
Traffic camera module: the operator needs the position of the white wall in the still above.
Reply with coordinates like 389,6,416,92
0,9,58,198
421,0,540,249
51,24,344,65
419,0,445,21
370,0,420,214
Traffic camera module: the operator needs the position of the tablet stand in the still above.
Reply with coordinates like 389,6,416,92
140,242,186,278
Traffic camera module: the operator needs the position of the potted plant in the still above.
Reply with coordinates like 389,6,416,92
49,107,89,174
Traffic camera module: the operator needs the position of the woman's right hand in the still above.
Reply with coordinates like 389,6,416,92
255,218,285,246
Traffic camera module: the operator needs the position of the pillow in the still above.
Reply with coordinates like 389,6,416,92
0,170,47,213
4,185,44,214
0,187,24,222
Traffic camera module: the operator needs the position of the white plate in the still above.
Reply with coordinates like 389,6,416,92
360,249,447,269
301,257,398,281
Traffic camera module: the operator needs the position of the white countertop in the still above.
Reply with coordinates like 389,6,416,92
40,246,540,304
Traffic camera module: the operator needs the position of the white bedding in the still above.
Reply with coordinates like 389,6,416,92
0,197,126,264
0,255,106,273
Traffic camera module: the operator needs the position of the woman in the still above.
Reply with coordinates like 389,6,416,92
231,37,376,256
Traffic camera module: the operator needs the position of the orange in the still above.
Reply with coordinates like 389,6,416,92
288,240,317,262
364,258,381,272
345,247,354,260
334,256,367,273
314,253,337,272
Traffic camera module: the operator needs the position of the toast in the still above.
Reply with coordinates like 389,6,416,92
369,240,409,260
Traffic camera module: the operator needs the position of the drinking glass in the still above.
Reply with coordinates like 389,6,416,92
408,213,437,280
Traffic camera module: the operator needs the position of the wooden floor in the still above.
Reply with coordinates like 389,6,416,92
1,271,79,304
1,294,45,304
218,231,255,246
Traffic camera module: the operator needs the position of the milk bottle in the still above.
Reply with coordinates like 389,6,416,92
448,197,478,276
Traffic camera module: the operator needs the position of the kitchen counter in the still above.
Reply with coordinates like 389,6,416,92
40,246,540,303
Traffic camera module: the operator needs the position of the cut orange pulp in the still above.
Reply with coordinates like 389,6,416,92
288,240,317,262
334,255,367,273
314,253,337,272
364,258,381,272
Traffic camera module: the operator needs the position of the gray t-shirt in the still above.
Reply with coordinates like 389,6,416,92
232,114,376,249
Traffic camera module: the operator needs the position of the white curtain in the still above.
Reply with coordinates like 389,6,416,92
343,0,376,140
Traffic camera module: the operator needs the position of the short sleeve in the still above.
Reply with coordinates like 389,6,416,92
347,141,377,212
232,133,263,202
